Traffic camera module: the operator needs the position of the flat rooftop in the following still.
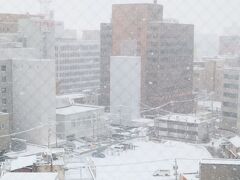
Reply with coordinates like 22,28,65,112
201,159,240,165
156,114,203,124
1,173,58,180
56,105,103,115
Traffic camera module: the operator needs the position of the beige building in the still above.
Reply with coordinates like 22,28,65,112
193,57,225,101
0,112,9,153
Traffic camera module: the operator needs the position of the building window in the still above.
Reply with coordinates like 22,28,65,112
222,111,238,118
224,83,239,90
223,92,238,99
71,120,76,127
222,102,237,108
2,109,7,113
2,98,6,105
2,76,6,82
1,123,4,130
1,88,6,93
224,74,239,80
1,65,6,71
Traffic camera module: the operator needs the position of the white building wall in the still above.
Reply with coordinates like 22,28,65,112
11,58,56,145
18,18,56,59
55,39,100,95
56,106,107,139
110,56,141,125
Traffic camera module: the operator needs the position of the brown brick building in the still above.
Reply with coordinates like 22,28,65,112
100,2,194,113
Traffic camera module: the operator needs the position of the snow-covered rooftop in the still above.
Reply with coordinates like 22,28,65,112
8,155,37,171
156,114,204,124
131,118,154,127
1,173,58,180
229,136,240,148
201,159,240,165
56,105,103,115
57,93,86,100
6,144,47,158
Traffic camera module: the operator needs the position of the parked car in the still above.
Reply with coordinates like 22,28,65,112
92,152,105,158
153,170,171,177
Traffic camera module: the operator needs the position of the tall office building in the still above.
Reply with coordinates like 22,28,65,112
55,38,100,95
100,2,194,113
221,67,240,132
110,56,141,125
0,35,56,145
145,21,194,113
0,58,56,145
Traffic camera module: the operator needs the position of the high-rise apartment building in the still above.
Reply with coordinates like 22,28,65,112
145,21,194,113
0,58,56,145
100,2,194,113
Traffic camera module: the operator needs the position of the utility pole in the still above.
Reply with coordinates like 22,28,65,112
48,127,51,149
173,159,178,180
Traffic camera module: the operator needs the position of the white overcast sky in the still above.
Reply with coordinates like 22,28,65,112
0,0,239,34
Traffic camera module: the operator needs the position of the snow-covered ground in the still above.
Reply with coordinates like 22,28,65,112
93,139,212,180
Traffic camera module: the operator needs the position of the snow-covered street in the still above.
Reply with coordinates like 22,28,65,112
93,139,212,180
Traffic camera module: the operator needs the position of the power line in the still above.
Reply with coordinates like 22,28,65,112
66,157,205,169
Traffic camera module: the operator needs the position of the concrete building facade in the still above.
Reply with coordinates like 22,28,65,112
200,159,240,180
11,58,56,145
154,114,209,142
55,38,100,95
56,104,108,140
100,3,194,114
110,56,141,125
0,58,56,145
18,18,57,59
0,112,10,153
145,21,194,113
221,67,240,132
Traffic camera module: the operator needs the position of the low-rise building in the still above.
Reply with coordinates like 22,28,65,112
0,112,9,153
154,114,209,142
0,173,59,180
223,136,240,159
3,148,65,179
200,159,240,180
56,104,109,140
